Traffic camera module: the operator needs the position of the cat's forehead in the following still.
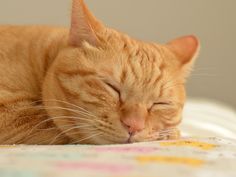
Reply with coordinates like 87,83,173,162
103,44,165,97
88,33,175,96
97,37,167,81
101,29,164,63
120,42,165,77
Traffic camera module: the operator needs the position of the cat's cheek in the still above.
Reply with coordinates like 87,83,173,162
127,129,149,143
148,113,165,130
88,136,112,145
167,129,181,140
150,107,182,127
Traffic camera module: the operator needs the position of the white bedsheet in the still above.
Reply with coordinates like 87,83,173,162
182,99,236,138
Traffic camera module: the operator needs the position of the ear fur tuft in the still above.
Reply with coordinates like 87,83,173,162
167,35,200,77
69,0,103,47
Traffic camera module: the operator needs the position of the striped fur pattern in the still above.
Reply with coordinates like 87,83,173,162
0,0,199,144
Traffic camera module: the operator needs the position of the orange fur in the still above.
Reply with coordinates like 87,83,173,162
0,0,199,145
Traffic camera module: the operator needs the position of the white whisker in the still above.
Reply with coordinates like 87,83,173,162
159,128,177,134
18,105,96,119
50,124,94,144
26,115,97,138
30,99,97,118
42,99,94,115
36,124,74,131
71,133,103,144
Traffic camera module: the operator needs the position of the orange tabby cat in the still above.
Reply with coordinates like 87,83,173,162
0,0,199,145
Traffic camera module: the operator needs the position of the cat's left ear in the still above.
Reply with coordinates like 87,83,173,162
69,0,104,47
166,35,200,77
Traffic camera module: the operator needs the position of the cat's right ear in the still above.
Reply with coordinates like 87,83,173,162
166,35,200,78
69,0,103,47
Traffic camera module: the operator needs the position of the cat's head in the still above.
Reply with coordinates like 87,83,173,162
43,0,199,144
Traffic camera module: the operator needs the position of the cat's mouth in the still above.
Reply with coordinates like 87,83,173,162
122,128,179,144
125,134,133,144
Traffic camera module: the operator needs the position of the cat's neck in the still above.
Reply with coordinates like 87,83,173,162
1,25,69,95
34,26,69,77
24,26,69,92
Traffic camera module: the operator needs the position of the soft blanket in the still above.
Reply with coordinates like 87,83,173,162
0,137,236,177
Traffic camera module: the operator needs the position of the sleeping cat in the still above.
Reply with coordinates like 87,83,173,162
0,0,199,145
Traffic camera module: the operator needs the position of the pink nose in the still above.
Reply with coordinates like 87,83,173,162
121,117,145,134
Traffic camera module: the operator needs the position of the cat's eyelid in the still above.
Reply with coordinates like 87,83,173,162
102,78,121,91
105,82,120,93
154,101,172,105
102,79,121,97
153,97,173,104
148,100,174,111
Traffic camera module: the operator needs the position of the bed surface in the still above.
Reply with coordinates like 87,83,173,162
1,137,236,177
0,99,236,177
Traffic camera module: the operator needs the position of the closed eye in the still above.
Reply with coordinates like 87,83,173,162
105,82,120,94
154,102,170,106
149,101,172,111
104,82,121,99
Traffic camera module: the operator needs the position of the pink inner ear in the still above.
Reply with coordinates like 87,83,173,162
69,0,99,47
167,35,199,65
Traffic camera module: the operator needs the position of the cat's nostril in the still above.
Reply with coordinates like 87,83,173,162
122,123,133,134
121,118,145,134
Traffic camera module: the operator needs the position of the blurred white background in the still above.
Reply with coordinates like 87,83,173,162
0,0,235,108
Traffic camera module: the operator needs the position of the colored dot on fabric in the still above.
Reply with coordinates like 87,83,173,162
159,140,217,150
136,156,205,167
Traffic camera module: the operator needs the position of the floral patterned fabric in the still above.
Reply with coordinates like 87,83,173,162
0,137,236,177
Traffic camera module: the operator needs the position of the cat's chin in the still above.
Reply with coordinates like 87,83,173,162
82,137,152,145
87,136,132,145
70,136,125,145
72,134,160,145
